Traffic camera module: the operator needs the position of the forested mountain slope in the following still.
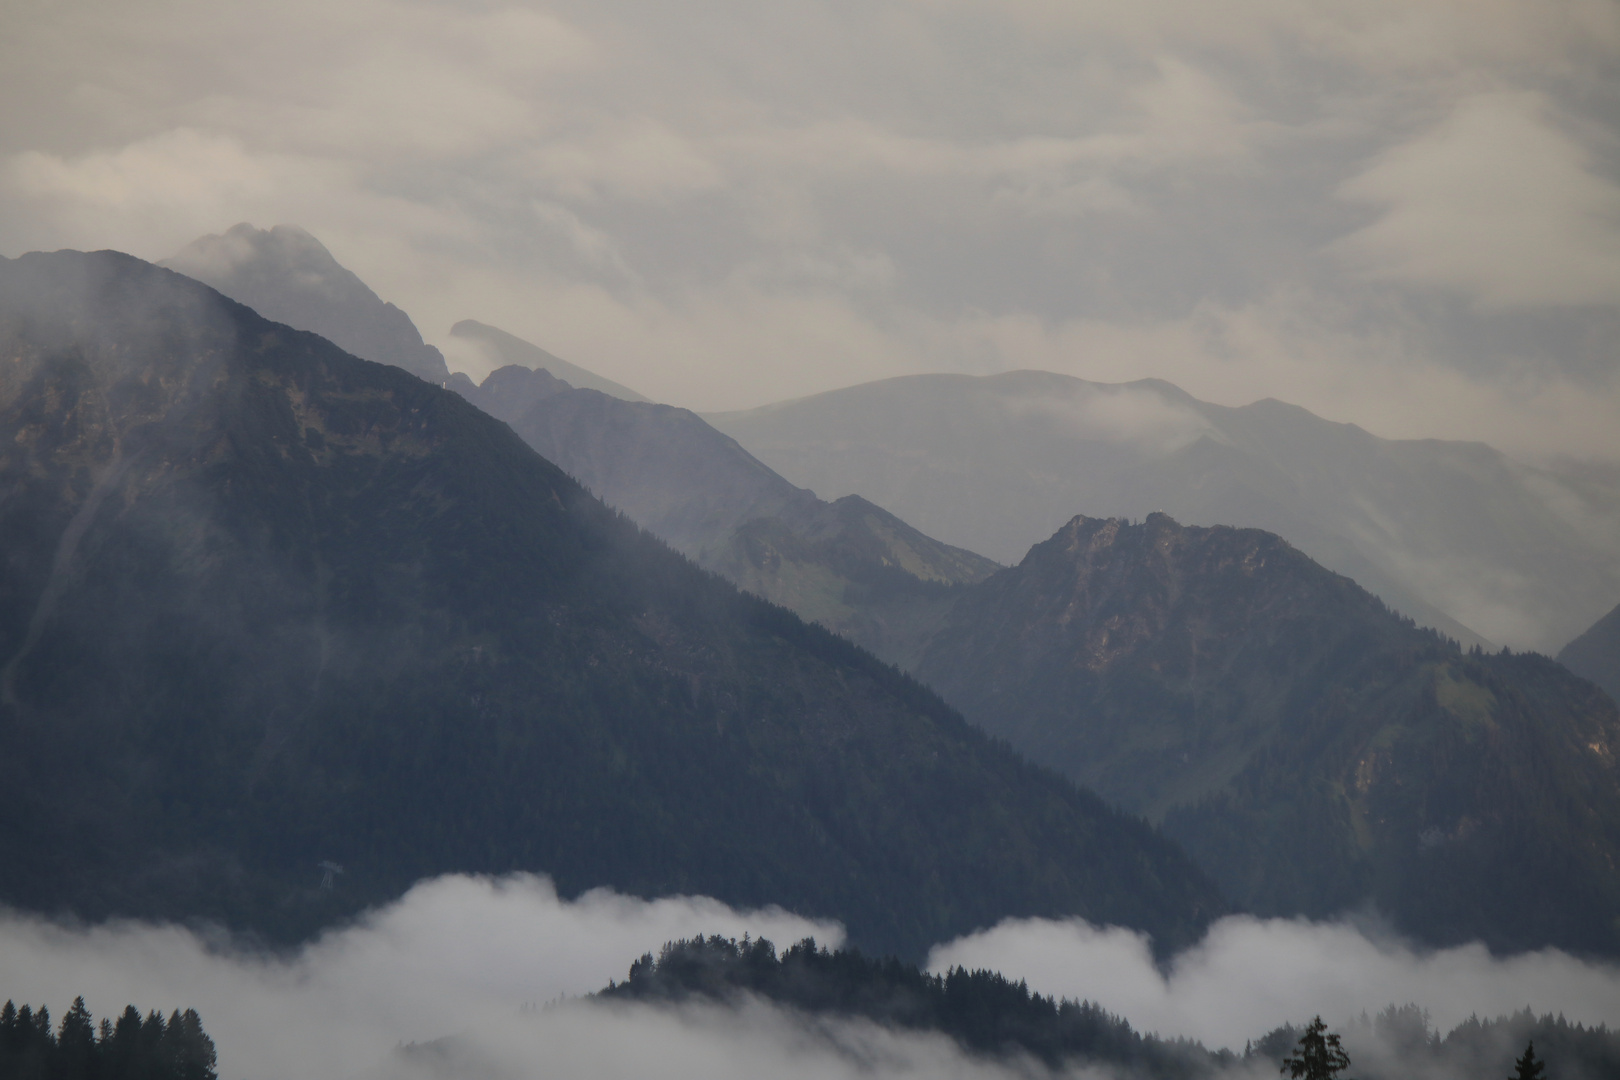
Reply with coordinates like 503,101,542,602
915,513,1620,955
708,371,1620,653
0,249,1223,959
598,936,1225,1078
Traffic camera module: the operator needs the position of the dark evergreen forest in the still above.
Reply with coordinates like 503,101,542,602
599,934,1230,1077
0,1000,214,1080
599,936,1620,1080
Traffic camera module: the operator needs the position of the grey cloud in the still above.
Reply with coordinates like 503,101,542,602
1334,92,1620,308
0,874,838,1080
929,915,1620,1048
0,0,1615,455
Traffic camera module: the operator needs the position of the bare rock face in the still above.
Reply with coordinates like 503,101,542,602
162,223,451,384
916,512,1620,957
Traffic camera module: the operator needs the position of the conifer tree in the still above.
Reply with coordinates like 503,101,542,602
1280,1016,1352,1080
57,997,96,1080
1511,1040,1546,1080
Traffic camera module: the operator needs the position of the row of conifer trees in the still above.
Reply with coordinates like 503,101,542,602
0,1000,215,1080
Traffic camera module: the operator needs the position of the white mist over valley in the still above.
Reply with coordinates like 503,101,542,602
4,878,1617,1080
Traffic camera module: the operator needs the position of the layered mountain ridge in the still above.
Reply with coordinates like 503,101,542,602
451,362,998,662
707,372,1620,654
449,319,649,402
136,224,1620,958
0,248,1223,958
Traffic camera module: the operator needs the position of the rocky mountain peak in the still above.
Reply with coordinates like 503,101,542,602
161,223,451,384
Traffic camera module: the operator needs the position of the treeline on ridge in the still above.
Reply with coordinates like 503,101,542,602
597,936,1620,1080
596,934,1228,1078
1254,1004,1620,1080
0,999,216,1080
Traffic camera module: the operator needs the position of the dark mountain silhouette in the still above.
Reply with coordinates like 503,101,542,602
0,249,1223,959
1559,602,1620,705
449,319,648,402
161,224,451,384
452,363,997,663
707,371,1620,653
913,513,1620,955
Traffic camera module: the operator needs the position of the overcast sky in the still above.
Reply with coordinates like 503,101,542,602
3,0,1618,458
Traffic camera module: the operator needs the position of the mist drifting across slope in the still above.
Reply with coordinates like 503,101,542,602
3,877,1618,1080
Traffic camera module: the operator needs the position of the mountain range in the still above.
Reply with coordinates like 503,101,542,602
450,363,998,664
111,224,1620,958
0,247,1224,959
331,320,1620,955
706,372,1620,654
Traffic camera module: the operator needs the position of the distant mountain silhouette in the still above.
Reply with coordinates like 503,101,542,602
449,319,648,402
0,249,1224,959
162,223,451,384
1560,602,1620,705
707,372,1620,653
454,364,997,663
914,513,1620,956
166,229,996,661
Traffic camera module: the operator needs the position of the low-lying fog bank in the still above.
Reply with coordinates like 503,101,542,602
2,874,1615,1080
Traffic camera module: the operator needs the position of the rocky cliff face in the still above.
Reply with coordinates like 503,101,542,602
916,513,1620,956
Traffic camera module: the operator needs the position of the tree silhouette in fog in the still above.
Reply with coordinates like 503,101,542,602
0,999,216,1080
1511,1040,1546,1080
1280,1016,1351,1080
